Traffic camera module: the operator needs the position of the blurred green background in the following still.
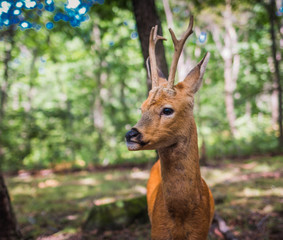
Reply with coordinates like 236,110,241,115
0,0,282,172
0,0,282,239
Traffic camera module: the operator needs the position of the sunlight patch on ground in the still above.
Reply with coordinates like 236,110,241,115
104,171,132,181
262,205,274,213
133,185,147,194
38,179,59,188
6,156,283,239
240,161,258,170
130,170,149,180
65,214,79,221
10,185,37,197
104,174,114,180
94,197,116,205
201,167,240,186
37,231,78,240
238,187,283,198
252,163,276,173
78,178,99,186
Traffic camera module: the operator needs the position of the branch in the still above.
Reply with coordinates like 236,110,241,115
212,212,238,240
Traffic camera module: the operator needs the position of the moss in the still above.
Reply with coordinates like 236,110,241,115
82,195,148,232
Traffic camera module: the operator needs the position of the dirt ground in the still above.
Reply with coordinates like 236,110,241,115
6,155,283,240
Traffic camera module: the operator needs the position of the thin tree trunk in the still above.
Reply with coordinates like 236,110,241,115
120,77,130,121
223,0,239,137
26,49,37,112
269,0,283,148
23,49,38,162
245,101,251,119
224,57,237,137
271,87,279,126
0,29,14,123
91,24,107,163
0,28,15,167
132,0,169,92
56,70,76,163
209,0,239,137
92,73,106,163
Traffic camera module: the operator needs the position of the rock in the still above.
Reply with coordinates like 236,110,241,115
82,195,148,233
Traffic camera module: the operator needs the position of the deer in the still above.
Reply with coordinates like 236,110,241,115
125,16,214,240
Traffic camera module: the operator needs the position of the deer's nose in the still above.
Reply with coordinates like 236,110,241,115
125,128,141,142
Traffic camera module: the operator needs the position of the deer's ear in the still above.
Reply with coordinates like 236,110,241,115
146,57,166,80
182,52,210,94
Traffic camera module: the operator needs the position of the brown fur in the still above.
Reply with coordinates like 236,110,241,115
127,58,214,239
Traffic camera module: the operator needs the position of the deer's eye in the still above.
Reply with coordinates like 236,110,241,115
162,108,174,115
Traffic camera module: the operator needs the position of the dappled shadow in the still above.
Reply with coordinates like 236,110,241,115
211,170,283,240
7,167,149,238
6,156,283,239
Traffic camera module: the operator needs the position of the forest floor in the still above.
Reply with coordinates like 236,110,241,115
6,155,283,240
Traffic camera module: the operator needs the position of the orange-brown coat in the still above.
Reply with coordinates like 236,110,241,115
125,17,214,240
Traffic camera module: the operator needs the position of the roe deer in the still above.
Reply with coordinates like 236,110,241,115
125,16,214,240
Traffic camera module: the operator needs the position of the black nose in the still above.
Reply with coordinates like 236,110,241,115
125,128,141,142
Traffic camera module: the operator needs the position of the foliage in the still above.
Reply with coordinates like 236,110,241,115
165,0,282,159
0,3,155,171
0,0,282,172
0,0,104,29
1,2,282,239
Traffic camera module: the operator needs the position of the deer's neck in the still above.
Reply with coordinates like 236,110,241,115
158,120,202,220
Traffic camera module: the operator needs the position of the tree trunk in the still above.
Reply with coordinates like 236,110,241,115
0,27,21,239
132,0,169,92
222,0,239,137
23,49,38,162
209,0,239,137
268,0,283,148
120,77,130,120
271,86,279,126
224,57,238,137
0,173,22,239
0,29,14,123
0,27,15,167
56,71,76,163
91,24,107,163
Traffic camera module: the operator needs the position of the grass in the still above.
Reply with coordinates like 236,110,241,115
7,169,149,238
6,155,283,239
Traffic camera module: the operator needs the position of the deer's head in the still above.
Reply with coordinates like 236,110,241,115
125,17,209,151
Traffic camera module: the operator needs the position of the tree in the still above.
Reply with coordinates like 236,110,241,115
0,174,22,240
267,0,283,148
206,0,240,137
132,0,169,91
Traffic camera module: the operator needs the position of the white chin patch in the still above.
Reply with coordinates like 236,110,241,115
127,142,141,151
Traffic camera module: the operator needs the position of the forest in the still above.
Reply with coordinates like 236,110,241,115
0,0,282,239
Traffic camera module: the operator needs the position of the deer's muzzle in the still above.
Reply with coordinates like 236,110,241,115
125,128,147,151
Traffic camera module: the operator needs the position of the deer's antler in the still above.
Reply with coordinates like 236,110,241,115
149,25,167,89
167,16,194,89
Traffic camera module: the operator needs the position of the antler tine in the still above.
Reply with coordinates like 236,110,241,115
149,25,167,89
167,16,194,89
